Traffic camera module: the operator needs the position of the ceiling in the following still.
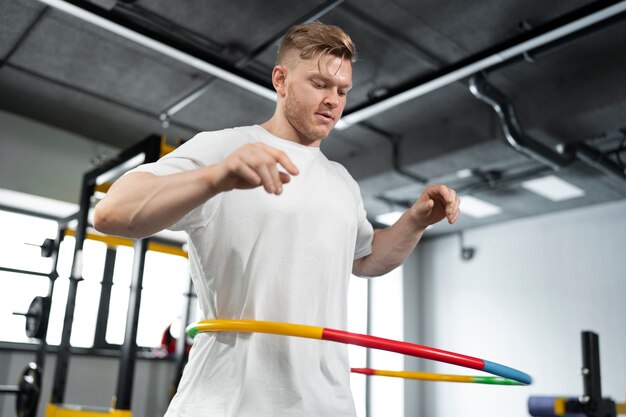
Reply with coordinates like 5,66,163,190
1,0,626,236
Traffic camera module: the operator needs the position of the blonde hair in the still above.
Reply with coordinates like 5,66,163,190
277,21,357,66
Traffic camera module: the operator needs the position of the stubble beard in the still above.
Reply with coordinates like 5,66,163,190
284,86,331,144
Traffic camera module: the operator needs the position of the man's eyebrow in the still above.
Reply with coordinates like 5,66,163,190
309,74,352,90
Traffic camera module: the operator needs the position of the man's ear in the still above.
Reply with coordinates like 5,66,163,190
272,65,288,97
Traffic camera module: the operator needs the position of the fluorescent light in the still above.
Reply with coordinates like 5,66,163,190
521,175,585,201
37,0,277,102
335,1,626,130
375,210,404,226
460,196,502,218
456,168,473,179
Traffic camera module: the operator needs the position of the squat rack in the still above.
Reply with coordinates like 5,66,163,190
46,134,171,417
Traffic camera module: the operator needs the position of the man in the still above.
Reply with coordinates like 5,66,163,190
95,21,460,417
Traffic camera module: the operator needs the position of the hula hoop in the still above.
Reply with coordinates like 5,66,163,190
187,320,532,386
351,368,524,385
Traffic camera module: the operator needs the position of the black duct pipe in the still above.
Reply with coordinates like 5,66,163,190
469,73,575,170
575,143,626,182
469,74,626,183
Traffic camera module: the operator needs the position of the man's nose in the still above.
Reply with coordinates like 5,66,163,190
323,91,339,107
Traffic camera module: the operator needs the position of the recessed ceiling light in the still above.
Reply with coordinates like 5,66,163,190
460,196,502,218
521,175,585,201
375,211,404,226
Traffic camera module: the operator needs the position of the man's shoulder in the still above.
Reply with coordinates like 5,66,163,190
172,125,259,157
188,125,259,144
326,159,353,180
323,159,363,196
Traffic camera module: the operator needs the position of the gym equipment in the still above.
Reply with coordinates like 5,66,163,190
47,135,177,417
0,362,42,417
351,368,523,385
187,319,532,385
13,296,52,339
1,227,63,417
528,331,626,417
45,404,131,416
24,238,56,258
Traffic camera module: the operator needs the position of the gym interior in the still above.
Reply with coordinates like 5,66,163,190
1,1,625,417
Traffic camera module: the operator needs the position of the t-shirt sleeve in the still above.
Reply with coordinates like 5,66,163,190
352,180,374,260
124,131,224,232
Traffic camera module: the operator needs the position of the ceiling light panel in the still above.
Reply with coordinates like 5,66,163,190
521,175,585,201
460,196,502,218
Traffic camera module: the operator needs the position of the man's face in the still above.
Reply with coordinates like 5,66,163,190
281,53,352,146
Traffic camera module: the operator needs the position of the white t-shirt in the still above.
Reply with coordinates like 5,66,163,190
131,125,374,417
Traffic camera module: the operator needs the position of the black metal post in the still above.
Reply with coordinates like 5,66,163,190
94,248,117,348
171,275,195,389
114,237,148,410
51,178,93,404
34,225,63,370
47,134,162,407
581,331,602,407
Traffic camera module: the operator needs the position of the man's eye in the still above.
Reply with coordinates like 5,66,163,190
312,81,324,89
338,90,347,97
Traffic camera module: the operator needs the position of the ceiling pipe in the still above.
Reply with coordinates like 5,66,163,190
469,74,626,182
575,143,626,181
37,0,277,101
468,73,575,170
361,122,428,184
335,0,626,130
36,0,626,134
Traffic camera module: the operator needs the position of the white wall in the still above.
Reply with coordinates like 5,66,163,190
404,199,626,417
0,109,117,204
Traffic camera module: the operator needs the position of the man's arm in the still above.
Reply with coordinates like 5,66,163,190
93,142,299,239
352,184,460,277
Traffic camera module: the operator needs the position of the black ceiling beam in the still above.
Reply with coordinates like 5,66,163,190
341,2,444,69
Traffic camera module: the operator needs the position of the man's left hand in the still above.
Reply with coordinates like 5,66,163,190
409,184,460,229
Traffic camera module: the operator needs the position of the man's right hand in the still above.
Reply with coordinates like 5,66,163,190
209,142,299,195
94,142,300,238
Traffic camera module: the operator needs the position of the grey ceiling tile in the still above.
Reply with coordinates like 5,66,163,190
9,9,213,114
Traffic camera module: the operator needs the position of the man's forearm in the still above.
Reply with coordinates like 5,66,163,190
353,211,426,277
93,168,217,238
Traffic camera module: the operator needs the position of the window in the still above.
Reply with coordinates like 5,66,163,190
369,266,404,417
0,207,191,350
105,246,190,348
0,210,57,344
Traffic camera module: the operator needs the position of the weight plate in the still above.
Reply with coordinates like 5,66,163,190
25,296,50,340
16,362,41,417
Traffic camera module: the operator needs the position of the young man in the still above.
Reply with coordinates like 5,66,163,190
95,21,460,417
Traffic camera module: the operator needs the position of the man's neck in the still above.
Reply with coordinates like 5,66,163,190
261,117,322,148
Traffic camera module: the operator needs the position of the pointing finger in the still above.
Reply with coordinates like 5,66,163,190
266,147,299,176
